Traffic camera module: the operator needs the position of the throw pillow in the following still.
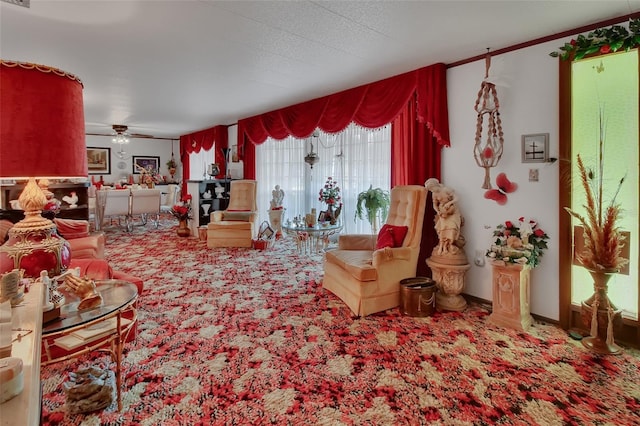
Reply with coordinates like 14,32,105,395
376,224,409,250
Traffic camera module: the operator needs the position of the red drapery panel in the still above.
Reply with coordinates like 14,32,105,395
238,63,449,179
391,95,442,277
179,125,228,195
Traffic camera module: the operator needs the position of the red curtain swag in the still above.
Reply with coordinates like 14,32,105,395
179,125,228,196
238,62,449,180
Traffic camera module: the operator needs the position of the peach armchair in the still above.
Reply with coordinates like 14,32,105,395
207,180,258,248
322,185,427,316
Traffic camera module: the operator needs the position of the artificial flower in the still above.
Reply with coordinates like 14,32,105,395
486,217,549,268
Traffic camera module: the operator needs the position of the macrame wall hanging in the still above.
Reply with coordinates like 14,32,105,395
473,50,504,189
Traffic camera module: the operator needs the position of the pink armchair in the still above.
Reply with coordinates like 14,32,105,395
322,185,427,316
54,218,105,259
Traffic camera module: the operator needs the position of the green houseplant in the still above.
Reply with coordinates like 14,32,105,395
355,185,390,234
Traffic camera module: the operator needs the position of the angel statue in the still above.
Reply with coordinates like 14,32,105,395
425,178,465,258
270,185,285,210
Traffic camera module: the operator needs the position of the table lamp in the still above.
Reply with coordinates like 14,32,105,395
0,60,87,278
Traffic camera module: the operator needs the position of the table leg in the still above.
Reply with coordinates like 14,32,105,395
114,313,123,411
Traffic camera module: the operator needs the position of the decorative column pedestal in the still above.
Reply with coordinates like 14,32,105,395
488,261,533,331
426,256,470,312
268,209,284,238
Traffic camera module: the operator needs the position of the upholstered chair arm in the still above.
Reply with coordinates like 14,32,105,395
338,234,377,250
371,246,414,266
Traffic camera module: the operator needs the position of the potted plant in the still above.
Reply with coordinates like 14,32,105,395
355,185,390,234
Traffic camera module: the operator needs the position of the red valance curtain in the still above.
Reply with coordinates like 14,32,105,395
179,125,228,195
238,63,449,179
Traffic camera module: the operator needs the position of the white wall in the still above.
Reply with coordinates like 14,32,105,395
444,40,561,320
85,135,178,184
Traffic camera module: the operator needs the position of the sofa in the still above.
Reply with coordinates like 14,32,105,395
322,185,427,316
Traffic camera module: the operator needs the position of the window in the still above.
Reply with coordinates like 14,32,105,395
189,149,213,181
256,124,391,234
570,52,638,320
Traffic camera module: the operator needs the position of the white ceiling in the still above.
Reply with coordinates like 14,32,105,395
1,1,639,140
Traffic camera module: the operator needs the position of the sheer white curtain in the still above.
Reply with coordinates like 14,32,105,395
188,149,213,180
256,124,391,234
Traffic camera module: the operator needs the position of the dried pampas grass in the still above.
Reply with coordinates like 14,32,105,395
564,155,627,271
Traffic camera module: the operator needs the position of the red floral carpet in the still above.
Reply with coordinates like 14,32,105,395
41,218,640,425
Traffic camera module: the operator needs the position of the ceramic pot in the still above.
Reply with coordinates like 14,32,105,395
177,220,191,237
580,268,622,355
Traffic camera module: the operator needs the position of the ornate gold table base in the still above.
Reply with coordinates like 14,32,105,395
41,281,138,411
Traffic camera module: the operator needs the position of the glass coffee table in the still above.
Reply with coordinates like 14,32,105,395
283,223,343,254
41,279,138,411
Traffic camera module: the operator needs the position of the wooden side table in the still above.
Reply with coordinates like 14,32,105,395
488,261,533,331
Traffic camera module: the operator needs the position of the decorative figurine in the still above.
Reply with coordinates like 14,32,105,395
270,185,285,209
63,274,103,310
38,270,54,312
62,191,79,208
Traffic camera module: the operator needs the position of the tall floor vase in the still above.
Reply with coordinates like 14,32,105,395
177,220,191,237
580,268,622,355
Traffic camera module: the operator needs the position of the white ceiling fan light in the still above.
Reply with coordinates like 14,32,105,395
112,124,130,143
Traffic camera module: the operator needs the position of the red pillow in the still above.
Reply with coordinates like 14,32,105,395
376,224,409,249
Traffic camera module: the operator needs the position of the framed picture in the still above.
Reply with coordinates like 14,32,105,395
521,133,549,163
318,210,328,223
86,147,111,175
132,156,160,174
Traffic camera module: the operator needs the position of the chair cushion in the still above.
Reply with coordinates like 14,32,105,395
208,221,253,230
325,249,377,282
376,224,409,249
222,211,254,221
54,218,90,239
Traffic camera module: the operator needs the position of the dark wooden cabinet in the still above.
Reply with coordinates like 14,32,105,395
0,181,90,223
198,179,230,226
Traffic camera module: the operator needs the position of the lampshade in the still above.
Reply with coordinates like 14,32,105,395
0,61,87,179
0,61,87,278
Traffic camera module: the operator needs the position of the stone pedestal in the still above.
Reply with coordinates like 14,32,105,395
488,261,533,331
268,209,284,237
426,256,470,312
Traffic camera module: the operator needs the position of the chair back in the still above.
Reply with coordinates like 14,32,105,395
227,180,257,211
130,189,161,215
385,185,427,248
165,184,179,206
102,189,131,217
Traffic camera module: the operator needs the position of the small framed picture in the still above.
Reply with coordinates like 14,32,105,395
132,156,160,174
318,211,328,223
521,133,549,163
86,147,111,175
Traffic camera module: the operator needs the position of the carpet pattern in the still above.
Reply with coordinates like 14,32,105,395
40,218,640,425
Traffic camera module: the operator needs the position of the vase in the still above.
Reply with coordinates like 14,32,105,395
580,268,623,355
177,220,191,237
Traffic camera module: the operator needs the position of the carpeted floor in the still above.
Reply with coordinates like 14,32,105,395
40,218,640,425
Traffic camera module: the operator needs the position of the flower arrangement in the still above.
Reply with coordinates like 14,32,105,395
486,217,549,268
550,19,640,61
318,177,342,207
171,194,193,221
